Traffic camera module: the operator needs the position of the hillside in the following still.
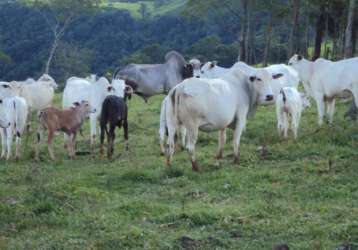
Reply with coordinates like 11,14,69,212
103,0,187,18
0,93,357,249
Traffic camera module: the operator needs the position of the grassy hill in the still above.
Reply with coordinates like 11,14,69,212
0,92,357,249
103,0,187,18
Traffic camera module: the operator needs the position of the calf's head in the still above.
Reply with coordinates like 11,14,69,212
73,100,96,118
0,82,16,98
189,58,202,78
111,79,134,100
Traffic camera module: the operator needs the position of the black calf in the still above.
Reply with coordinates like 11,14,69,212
100,95,129,160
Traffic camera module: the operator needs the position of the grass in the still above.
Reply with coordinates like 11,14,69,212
103,0,187,18
0,92,357,249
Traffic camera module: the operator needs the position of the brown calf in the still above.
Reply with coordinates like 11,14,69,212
35,101,95,160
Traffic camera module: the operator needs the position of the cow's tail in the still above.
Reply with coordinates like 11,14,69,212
280,89,287,104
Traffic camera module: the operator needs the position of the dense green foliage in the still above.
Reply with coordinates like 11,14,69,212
0,93,357,249
0,1,236,84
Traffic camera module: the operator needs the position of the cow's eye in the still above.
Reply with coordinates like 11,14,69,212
201,71,204,74
257,78,262,82
2,85,9,88
288,63,292,66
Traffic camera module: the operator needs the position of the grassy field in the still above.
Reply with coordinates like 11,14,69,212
0,91,357,249
103,0,187,18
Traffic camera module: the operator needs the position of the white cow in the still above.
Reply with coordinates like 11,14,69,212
288,54,358,126
9,74,57,111
276,87,311,139
0,96,28,160
165,67,280,171
234,62,299,102
199,61,231,78
62,77,132,145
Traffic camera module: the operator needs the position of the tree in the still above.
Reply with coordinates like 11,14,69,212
138,3,150,19
344,0,356,58
24,0,100,74
288,0,300,57
313,2,326,60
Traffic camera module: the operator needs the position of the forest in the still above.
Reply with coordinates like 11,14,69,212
0,0,356,85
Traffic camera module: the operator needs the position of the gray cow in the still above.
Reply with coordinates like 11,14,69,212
114,51,193,101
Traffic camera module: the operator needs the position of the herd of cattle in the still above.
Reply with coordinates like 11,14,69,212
0,51,357,171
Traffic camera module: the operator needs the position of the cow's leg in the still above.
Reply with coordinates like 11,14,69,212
100,125,105,156
314,94,325,127
123,119,129,151
180,126,186,150
185,126,199,172
276,110,284,137
159,126,166,155
90,114,97,148
47,130,56,160
166,124,176,166
15,131,22,160
283,113,289,138
233,114,247,164
35,126,44,161
0,129,6,159
67,133,76,159
6,128,13,160
291,111,301,140
351,85,358,113
108,124,115,160
326,99,336,125
216,128,226,159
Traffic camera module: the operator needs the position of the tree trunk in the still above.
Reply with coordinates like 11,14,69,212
263,16,272,66
245,0,251,63
238,0,248,61
313,4,326,60
344,0,356,58
303,0,310,57
45,36,60,74
288,0,300,57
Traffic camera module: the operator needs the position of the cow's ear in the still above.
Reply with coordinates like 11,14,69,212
72,102,80,107
200,63,205,68
0,99,2,104
272,73,284,79
297,55,303,61
249,76,256,82
2,84,10,89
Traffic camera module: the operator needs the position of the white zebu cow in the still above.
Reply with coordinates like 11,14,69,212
165,67,280,171
233,62,299,101
10,74,57,111
276,87,311,139
0,96,28,160
288,54,358,126
63,77,132,145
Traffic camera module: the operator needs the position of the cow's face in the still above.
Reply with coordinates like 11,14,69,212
0,82,16,98
182,63,194,79
111,79,133,99
200,61,217,78
189,59,202,78
249,69,278,104
288,54,303,69
96,77,114,95
38,74,58,89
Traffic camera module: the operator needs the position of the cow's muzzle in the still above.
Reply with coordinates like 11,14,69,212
265,95,274,101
